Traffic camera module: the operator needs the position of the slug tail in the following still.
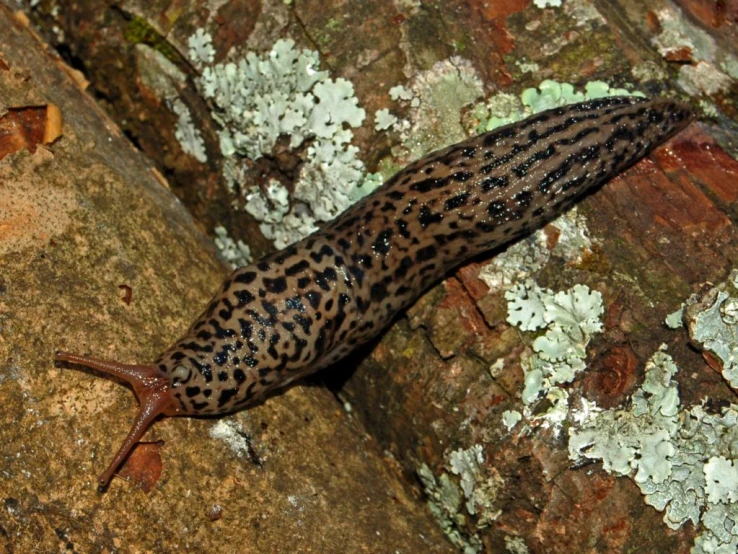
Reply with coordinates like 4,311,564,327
55,350,177,490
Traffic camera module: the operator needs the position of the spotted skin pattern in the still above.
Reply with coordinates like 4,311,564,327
56,96,695,489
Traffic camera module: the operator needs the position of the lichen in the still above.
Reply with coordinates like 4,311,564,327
651,5,717,62
171,98,207,163
418,463,481,554
649,5,734,98
563,0,605,26
722,55,738,80
684,269,738,389
678,61,733,97
477,207,592,292
133,44,208,163
214,225,252,268
184,35,381,246
505,535,530,554
418,445,504,554
387,57,485,160
389,84,415,102
243,179,316,249
374,108,398,131
665,304,685,329
188,28,215,67
468,79,644,134
502,410,522,431
505,280,604,430
569,343,738,552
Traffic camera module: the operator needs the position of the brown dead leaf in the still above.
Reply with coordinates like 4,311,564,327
117,441,164,493
0,104,63,159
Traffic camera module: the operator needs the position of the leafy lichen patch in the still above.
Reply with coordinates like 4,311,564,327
569,342,738,553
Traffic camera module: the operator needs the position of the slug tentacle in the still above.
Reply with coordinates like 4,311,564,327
57,96,696,487
55,351,179,489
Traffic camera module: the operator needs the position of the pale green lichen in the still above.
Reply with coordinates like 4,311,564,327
631,61,669,83
477,207,592,292
171,98,207,163
678,61,733,97
374,108,398,131
505,280,604,431
704,457,738,504
665,304,685,329
389,84,415,102
569,348,680,483
214,225,252,268
684,269,738,389
533,0,562,8
569,344,738,552
506,282,603,367
650,4,734,98
698,99,720,119
418,463,482,554
562,0,605,26
188,28,215,66
514,60,540,74
505,535,530,554
651,5,717,62
502,410,523,431
722,55,738,80
388,57,485,160
418,445,503,554
470,79,645,134
242,180,315,249
185,35,380,246
477,229,549,294
134,44,207,162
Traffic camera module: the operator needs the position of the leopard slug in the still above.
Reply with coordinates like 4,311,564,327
56,96,695,489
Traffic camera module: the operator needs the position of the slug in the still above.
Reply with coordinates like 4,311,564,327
56,96,695,489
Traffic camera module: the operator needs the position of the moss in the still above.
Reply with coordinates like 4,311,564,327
376,156,404,181
124,17,179,64
549,28,627,78
575,244,611,275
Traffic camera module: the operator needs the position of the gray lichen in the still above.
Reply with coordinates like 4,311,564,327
504,280,604,431
685,270,738,389
418,445,504,554
180,34,383,247
569,342,738,552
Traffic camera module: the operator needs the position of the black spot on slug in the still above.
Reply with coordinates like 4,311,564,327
444,192,470,211
234,271,257,284
418,205,443,228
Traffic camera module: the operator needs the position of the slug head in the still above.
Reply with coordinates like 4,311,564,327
54,350,183,491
